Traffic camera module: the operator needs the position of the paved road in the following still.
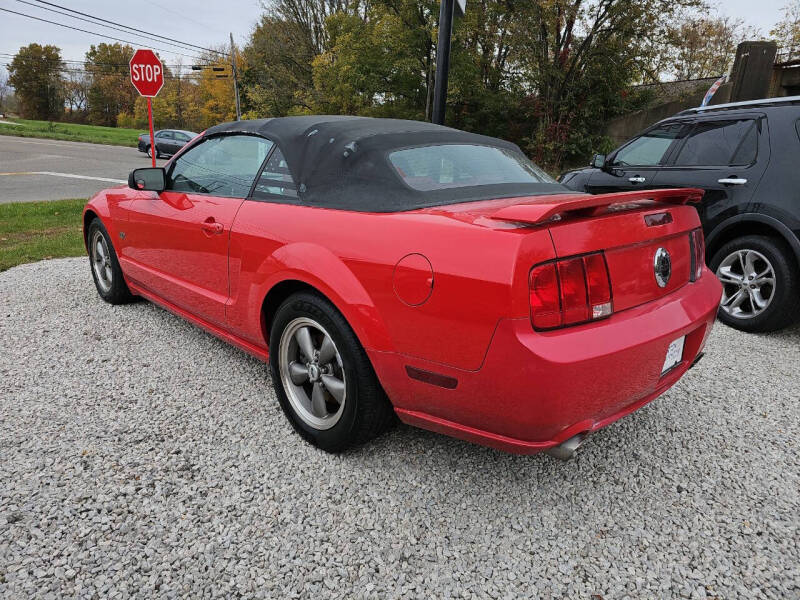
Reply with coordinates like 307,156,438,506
0,135,166,203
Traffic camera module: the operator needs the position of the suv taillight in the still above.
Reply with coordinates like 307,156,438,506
689,228,705,281
529,252,613,330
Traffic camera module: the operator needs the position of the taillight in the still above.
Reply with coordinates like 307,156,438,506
689,228,705,281
529,263,561,329
529,252,613,331
584,253,612,318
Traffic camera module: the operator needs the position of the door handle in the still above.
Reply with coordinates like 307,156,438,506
201,219,224,235
718,177,748,185
628,176,646,183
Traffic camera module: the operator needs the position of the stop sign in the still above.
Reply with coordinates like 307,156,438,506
129,49,164,97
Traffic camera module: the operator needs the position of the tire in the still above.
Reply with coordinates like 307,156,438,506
269,292,395,452
146,145,160,159
87,218,134,305
710,234,800,332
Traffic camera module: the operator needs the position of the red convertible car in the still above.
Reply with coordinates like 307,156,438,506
83,116,722,458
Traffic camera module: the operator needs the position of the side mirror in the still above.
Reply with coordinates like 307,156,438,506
591,154,607,169
128,167,166,192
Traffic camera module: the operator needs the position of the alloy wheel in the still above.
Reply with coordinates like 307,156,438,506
278,317,347,430
90,230,113,294
716,248,776,319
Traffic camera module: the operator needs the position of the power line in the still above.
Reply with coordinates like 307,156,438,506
0,7,205,61
0,52,217,70
0,62,215,80
14,0,218,58
29,0,228,57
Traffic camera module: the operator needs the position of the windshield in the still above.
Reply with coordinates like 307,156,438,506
388,144,555,192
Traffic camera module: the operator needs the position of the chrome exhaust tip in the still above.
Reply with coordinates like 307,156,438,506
545,433,587,461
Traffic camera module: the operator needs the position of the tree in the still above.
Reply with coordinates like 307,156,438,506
243,0,705,169
242,12,328,116
0,72,11,114
63,70,90,120
665,16,750,80
309,3,438,119
195,51,241,128
508,0,704,168
129,72,204,131
772,1,800,59
85,43,139,126
7,44,64,119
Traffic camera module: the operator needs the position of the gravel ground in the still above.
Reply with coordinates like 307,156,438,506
1,257,798,599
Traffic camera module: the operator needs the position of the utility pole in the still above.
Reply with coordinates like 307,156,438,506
230,32,241,121
431,0,454,125
432,0,465,125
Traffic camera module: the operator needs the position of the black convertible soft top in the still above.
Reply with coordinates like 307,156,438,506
204,116,568,212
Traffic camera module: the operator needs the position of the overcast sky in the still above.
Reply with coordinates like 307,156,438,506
0,0,792,78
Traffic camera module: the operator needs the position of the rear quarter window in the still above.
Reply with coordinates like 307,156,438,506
674,119,758,167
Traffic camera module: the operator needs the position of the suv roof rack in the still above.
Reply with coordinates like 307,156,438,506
677,95,800,115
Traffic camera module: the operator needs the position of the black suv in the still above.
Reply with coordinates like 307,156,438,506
560,97,800,332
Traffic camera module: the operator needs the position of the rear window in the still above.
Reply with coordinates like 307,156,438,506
673,119,758,166
388,144,554,191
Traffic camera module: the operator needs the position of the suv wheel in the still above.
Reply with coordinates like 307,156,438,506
710,235,800,332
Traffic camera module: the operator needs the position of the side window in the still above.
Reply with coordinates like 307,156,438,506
673,119,758,167
611,123,685,167
167,134,274,198
174,132,190,142
252,147,298,200
158,131,174,140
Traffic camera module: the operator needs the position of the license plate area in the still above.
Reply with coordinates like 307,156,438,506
661,335,685,375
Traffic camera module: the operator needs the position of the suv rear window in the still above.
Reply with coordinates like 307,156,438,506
674,119,758,166
388,144,554,191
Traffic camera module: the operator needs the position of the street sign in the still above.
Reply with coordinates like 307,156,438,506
129,49,163,167
129,49,164,97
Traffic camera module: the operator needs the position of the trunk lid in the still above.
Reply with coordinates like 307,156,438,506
488,188,704,313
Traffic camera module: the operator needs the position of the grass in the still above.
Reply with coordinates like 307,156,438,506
0,118,140,147
0,198,87,272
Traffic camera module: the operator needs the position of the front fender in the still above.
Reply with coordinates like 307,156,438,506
82,191,115,250
255,242,395,353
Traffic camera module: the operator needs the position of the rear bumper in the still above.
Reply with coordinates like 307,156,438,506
137,140,148,152
370,270,722,454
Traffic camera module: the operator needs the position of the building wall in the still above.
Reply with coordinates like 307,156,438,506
604,82,732,146
603,41,781,148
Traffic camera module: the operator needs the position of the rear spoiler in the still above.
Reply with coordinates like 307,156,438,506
489,188,704,226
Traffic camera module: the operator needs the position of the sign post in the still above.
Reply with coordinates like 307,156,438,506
129,49,165,167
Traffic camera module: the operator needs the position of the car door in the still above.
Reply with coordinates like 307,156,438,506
173,132,191,153
154,130,173,154
651,115,768,235
586,122,688,194
123,134,274,325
